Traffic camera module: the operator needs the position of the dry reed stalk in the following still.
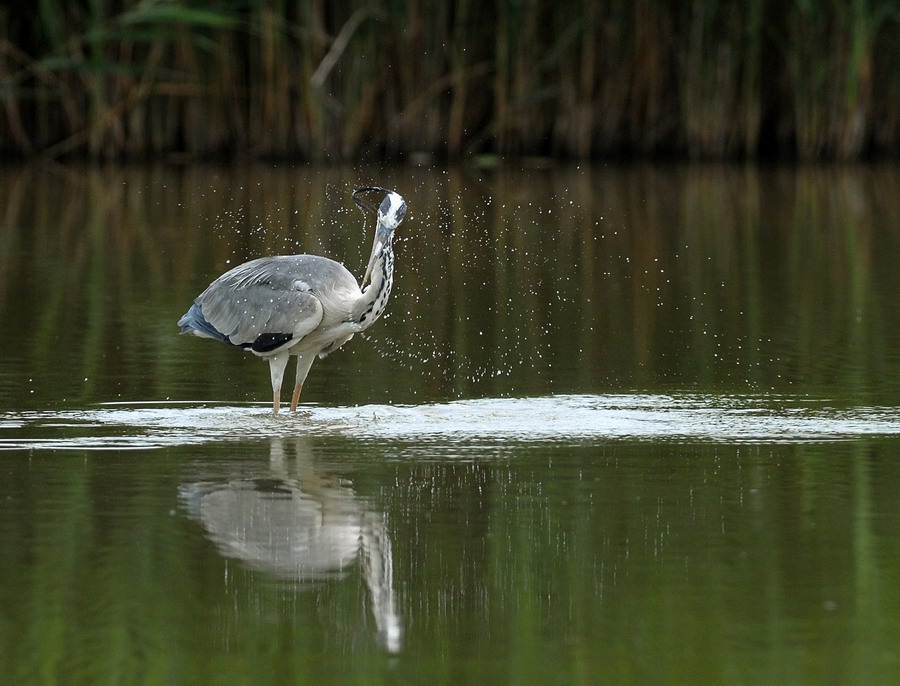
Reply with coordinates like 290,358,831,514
1,0,899,161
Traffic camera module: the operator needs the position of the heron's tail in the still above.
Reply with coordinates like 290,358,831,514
178,302,228,342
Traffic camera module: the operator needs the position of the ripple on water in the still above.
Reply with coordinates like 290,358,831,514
1,395,899,451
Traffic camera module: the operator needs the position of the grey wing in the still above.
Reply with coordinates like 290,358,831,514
195,256,328,353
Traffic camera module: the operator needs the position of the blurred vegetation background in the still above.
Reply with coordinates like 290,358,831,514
2,0,899,162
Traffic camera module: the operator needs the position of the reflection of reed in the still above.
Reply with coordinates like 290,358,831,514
0,165,897,407
4,423,896,678
180,437,402,653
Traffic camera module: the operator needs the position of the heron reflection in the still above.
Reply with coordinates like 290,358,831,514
179,438,401,652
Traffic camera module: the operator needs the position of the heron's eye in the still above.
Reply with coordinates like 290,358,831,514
396,203,407,222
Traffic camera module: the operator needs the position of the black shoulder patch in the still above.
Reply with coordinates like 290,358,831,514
251,333,293,353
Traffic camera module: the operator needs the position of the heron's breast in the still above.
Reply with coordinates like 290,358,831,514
290,321,356,360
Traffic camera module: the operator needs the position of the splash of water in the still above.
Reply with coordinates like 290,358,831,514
2,395,898,451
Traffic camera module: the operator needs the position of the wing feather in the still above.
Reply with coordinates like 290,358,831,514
193,255,359,349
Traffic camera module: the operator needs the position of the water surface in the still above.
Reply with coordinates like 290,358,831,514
1,164,898,684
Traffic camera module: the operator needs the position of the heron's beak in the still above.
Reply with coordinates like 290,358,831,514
361,226,388,289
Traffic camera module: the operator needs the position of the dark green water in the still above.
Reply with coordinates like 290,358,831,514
1,164,899,684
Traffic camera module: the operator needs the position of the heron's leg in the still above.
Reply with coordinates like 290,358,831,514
290,355,316,412
268,352,290,414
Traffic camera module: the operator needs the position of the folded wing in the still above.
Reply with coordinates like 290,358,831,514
183,256,331,354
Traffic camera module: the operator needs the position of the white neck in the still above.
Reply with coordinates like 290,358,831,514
352,240,394,330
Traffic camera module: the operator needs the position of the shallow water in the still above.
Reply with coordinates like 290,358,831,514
1,164,899,684
2,395,900,450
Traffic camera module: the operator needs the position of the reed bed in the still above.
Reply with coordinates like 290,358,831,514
2,0,899,161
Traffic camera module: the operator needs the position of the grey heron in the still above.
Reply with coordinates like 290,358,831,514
178,187,407,413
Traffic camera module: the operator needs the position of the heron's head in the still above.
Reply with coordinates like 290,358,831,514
353,187,407,232
377,191,407,231
354,187,407,287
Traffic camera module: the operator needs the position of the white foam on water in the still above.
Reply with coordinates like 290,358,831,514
1,394,899,451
